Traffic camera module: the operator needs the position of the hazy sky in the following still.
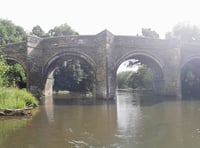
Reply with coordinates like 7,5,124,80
0,0,199,38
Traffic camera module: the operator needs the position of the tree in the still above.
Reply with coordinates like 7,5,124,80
48,23,78,37
129,65,153,90
6,63,26,88
0,19,27,87
53,59,95,93
0,57,9,86
117,65,153,90
142,28,159,39
0,19,26,45
31,25,46,37
165,22,200,41
117,71,132,89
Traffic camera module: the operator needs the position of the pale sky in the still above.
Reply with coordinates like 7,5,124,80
0,0,200,38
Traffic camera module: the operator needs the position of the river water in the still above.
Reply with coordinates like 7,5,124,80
1,91,200,148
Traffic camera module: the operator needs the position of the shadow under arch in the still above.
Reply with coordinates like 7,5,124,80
42,51,97,97
181,56,200,69
115,51,165,95
181,56,200,98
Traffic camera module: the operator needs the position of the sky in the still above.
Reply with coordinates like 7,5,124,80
0,0,200,38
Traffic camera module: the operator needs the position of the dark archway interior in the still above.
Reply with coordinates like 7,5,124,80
117,54,164,95
181,59,200,98
44,55,96,99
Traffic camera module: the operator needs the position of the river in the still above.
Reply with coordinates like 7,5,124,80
1,91,200,148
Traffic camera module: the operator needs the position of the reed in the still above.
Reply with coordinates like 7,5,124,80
0,87,38,109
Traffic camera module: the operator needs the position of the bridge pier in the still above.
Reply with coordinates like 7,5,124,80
96,81,107,99
161,47,181,97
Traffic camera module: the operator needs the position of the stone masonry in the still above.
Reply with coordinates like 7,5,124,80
2,30,200,100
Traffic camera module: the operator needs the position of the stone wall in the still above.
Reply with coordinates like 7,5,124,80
2,30,200,99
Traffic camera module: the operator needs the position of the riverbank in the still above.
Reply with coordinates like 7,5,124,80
0,107,33,116
0,87,38,116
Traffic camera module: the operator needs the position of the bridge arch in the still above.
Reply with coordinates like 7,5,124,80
3,56,27,88
115,51,164,72
4,56,26,71
113,51,165,95
181,55,200,69
42,51,97,96
181,56,200,98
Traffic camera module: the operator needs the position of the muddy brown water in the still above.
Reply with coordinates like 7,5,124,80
1,91,200,148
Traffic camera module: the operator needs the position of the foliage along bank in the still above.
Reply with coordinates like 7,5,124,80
0,48,38,114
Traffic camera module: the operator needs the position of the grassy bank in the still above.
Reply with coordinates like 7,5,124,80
0,87,38,109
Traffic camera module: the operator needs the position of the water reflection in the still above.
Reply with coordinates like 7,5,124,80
2,91,200,147
44,95,54,123
0,118,30,147
116,91,141,145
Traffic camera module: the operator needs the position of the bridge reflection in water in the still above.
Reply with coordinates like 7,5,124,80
1,91,200,147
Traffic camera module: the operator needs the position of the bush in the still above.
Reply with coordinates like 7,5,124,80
0,87,38,109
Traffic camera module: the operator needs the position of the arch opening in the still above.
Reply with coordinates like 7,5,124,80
181,58,200,98
116,54,164,95
44,54,96,102
5,58,27,89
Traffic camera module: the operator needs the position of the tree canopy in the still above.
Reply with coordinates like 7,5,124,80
165,22,200,41
48,23,78,37
30,23,78,38
117,65,153,90
53,59,95,93
0,19,26,45
142,28,159,39
31,25,46,37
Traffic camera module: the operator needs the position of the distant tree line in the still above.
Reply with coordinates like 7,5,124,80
142,22,200,42
0,19,78,45
31,24,78,38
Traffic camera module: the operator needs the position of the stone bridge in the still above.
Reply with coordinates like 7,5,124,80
1,30,200,99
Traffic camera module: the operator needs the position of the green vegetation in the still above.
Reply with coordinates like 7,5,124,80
165,22,200,41
0,87,38,109
6,63,26,88
53,59,95,93
0,20,38,110
0,55,26,88
47,23,78,36
0,57,9,87
31,23,78,37
142,28,159,39
117,71,132,89
31,25,46,37
0,19,26,45
117,65,153,90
